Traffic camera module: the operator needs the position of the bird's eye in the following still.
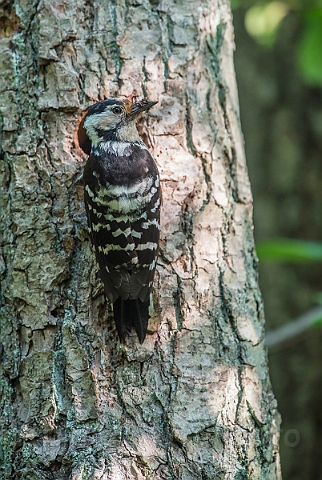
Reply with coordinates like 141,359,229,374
112,107,123,115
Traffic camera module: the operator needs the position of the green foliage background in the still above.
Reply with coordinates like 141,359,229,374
234,1,322,268
233,3,322,477
233,1,322,85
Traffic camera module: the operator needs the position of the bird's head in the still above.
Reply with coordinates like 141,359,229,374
78,97,157,154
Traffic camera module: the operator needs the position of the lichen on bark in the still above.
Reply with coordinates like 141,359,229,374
0,0,281,479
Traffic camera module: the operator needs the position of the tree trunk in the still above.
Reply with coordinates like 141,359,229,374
0,1,281,479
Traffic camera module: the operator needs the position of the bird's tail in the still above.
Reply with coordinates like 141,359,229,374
113,298,149,344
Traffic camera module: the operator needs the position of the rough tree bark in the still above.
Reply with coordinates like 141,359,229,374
0,0,281,479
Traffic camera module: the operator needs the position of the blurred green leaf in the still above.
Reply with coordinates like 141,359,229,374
297,9,322,85
311,315,322,327
245,1,289,46
231,0,243,8
256,239,322,261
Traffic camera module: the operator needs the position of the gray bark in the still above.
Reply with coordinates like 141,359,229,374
0,1,281,479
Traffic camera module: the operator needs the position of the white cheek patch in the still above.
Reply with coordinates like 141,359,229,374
83,122,99,146
84,110,121,145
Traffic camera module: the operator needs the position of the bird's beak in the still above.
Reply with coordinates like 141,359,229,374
129,100,158,118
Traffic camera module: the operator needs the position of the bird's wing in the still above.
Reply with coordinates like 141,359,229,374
84,186,138,302
129,182,161,302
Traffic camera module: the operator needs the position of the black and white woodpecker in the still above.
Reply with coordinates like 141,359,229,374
78,97,161,343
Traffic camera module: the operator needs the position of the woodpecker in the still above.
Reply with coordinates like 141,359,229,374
78,97,161,343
